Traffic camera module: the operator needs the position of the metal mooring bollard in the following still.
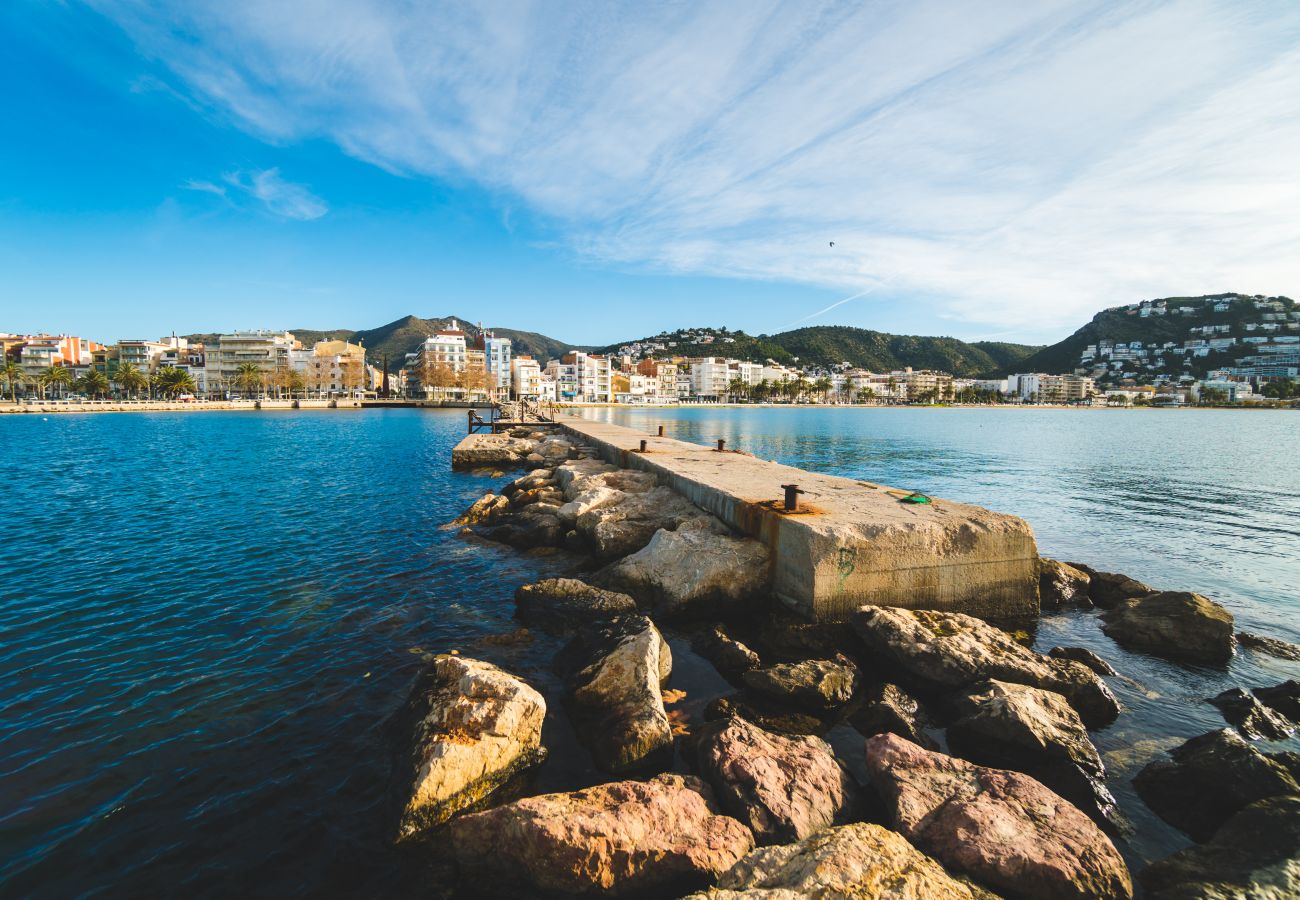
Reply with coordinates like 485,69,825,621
639,439,647,452
657,425,665,437
781,483,805,511
717,438,727,451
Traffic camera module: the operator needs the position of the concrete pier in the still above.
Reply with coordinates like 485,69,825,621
557,417,1040,622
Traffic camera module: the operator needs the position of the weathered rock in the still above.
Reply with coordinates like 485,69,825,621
1238,631,1300,662
704,694,827,737
578,486,711,558
751,612,861,662
852,606,1119,728
866,733,1133,900
514,578,639,630
694,822,992,899
849,682,938,750
509,485,565,509
454,491,511,526
1067,563,1155,609
451,773,754,897
557,484,624,526
947,679,1117,826
696,717,859,844
502,467,555,497
558,615,674,772
1040,558,1092,610
1133,729,1300,841
1140,796,1300,900
1101,591,1235,665
1255,680,1300,721
487,502,566,548
452,432,536,469
603,519,771,617
1209,688,1296,741
742,654,859,711
396,655,546,838
1048,646,1118,677
695,625,762,677
555,457,619,494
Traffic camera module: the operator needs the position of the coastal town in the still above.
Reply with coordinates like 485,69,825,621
4,304,1298,409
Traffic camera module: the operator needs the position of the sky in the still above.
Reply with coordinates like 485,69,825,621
2,1,1298,347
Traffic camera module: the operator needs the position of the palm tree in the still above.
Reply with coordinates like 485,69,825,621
0,360,24,402
726,377,749,403
42,365,72,399
75,370,111,399
234,362,264,398
814,376,832,403
112,362,148,399
794,375,810,404
155,366,197,398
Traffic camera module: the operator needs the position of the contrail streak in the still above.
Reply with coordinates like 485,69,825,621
778,287,875,331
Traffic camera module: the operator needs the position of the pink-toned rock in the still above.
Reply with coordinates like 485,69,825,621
697,716,859,844
450,773,754,897
865,733,1133,900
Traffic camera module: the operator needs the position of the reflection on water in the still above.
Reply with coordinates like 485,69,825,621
2,407,1298,894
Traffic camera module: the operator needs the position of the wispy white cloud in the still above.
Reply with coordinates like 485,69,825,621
190,168,328,220
94,0,1300,335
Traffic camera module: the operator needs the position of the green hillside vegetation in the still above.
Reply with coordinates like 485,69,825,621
601,325,1041,377
186,316,586,369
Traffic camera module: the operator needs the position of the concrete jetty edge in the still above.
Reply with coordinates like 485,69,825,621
555,417,1040,622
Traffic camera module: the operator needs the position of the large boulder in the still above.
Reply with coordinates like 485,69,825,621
1133,729,1300,841
579,486,712,558
1209,688,1296,741
1140,796,1300,899
555,457,620,494
850,682,938,750
696,717,859,845
396,655,546,838
1101,591,1235,665
487,502,566,549
693,822,993,899
603,519,771,618
866,733,1133,900
1238,631,1300,662
947,680,1116,826
514,578,638,630
454,491,510,526
741,654,859,711
451,773,754,897
1066,563,1154,609
852,606,1119,728
557,615,674,773
1255,680,1300,721
1040,558,1092,610
451,432,536,469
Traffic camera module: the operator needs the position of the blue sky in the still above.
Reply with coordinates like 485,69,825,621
3,1,1298,347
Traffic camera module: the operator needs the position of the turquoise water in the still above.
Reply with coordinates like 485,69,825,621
2,406,1299,894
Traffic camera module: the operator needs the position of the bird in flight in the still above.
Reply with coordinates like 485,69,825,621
829,241,835,247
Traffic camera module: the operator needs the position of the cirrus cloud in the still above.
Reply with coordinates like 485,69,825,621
95,0,1300,335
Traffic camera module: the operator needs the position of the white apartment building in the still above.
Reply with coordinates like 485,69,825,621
545,351,612,402
208,331,299,395
689,357,732,400
510,355,542,400
405,320,470,398
1008,373,1095,403
481,332,512,398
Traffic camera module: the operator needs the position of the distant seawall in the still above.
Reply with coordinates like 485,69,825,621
0,399,363,415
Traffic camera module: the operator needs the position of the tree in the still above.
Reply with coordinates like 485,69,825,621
234,362,265,398
112,362,148,399
726,377,749,403
814,376,832,403
340,356,365,396
41,365,72,399
155,366,197,397
858,386,875,404
1197,386,1228,406
0,360,24,401
76,370,111,399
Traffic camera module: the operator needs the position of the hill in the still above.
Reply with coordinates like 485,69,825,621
599,325,1041,378
185,316,584,368
1014,293,1297,381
